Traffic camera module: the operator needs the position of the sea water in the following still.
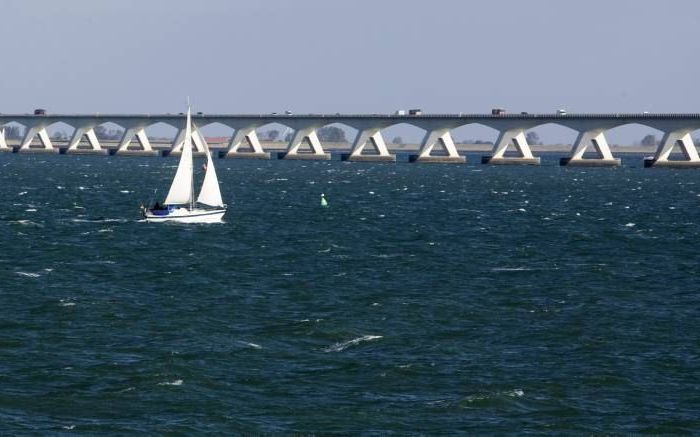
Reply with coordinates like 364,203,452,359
0,153,698,433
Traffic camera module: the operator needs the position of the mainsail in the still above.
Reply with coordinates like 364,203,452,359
196,142,224,207
164,108,194,205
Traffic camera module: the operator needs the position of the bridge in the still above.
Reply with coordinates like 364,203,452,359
2,112,700,168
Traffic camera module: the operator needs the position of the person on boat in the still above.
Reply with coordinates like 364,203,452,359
153,201,162,210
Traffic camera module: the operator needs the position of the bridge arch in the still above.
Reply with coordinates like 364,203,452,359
316,122,357,146
0,121,27,141
451,122,500,146
46,121,75,143
604,122,664,148
380,122,428,148
144,122,178,148
94,122,126,142
254,121,292,144
145,119,180,131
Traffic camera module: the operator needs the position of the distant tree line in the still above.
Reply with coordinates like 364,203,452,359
2,125,24,139
640,134,657,146
94,125,124,140
261,126,348,143
317,126,346,142
50,131,68,140
526,131,541,145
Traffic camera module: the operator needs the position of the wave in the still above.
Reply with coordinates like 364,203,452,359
8,219,42,227
70,218,129,223
15,271,41,278
236,341,262,349
491,267,534,272
158,379,183,386
324,335,383,352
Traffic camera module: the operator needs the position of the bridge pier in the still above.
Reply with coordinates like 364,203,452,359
283,127,330,160
411,128,464,163
115,126,159,156
18,125,58,154
167,124,208,157
0,127,10,152
63,127,108,155
560,130,620,167
343,128,395,162
482,129,540,165
644,130,700,168
224,126,270,159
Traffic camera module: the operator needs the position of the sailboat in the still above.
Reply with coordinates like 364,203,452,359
142,106,226,223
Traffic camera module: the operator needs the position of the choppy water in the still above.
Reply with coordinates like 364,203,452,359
1,153,699,433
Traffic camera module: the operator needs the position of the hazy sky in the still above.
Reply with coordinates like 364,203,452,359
2,0,699,143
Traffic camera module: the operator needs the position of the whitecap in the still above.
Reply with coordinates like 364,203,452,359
158,379,183,386
369,191,375,195
25,208,37,212
62,425,75,430
119,190,130,194
16,271,41,278
625,223,636,227
116,387,136,393
324,335,383,352
18,191,27,196
237,341,262,349
491,267,533,272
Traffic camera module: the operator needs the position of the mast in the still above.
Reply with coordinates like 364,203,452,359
187,106,194,210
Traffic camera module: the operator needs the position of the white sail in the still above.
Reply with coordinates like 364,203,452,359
164,108,194,206
196,142,224,207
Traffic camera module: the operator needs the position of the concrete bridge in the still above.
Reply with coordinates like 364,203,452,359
2,112,700,167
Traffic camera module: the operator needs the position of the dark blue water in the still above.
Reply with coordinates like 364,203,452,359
1,153,699,433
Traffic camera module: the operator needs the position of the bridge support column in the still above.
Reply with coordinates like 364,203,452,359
644,131,700,168
282,128,330,160
343,128,395,162
18,126,57,154
224,127,270,159
0,127,10,152
64,127,107,155
115,127,159,156
411,128,465,163
168,124,207,156
481,129,540,165
560,130,620,167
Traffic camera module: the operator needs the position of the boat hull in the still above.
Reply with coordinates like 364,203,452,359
144,207,226,223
